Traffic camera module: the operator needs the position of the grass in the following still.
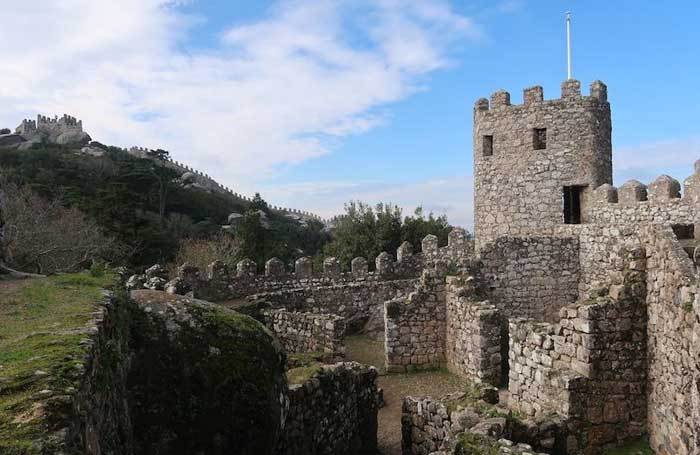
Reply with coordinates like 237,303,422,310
286,363,323,385
345,334,385,373
0,272,113,453
602,439,654,455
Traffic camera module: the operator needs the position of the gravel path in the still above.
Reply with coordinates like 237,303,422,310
346,335,469,455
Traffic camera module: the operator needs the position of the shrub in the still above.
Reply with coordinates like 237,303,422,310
0,179,122,274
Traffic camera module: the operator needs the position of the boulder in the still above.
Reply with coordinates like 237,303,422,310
128,291,288,455
56,130,91,146
0,133,26,148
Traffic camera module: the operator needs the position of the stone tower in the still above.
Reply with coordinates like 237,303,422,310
473,79,612,249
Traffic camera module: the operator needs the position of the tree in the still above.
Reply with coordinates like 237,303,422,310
0,180,122,274
401,207,453,248
323,201,459,269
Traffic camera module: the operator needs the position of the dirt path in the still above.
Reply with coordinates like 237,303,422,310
346,335,469,455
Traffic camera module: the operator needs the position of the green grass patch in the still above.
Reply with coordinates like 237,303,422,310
602,439,654,455
454,432,501,455
286,363,324,385
0,272,113,453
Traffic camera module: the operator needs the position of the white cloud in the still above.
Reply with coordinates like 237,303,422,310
0,0,479,204
614,137,700,186
259,175,475,229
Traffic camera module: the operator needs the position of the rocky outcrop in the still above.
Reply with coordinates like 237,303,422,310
128,290,288,455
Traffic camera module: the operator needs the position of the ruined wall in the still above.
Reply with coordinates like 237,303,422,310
473,80,612,250
277,362,379,455
508,260,649,455
384,269,447,373
480,236,580,322
251,279,417,333
642,225,700,455
401,392,558,455
262,309,345,357
445,276,502,386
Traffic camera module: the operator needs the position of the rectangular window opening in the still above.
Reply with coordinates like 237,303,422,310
483,135,493,157
563,186,583,224
533,128,547,150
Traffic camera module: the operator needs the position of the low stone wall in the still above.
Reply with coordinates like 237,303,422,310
508,257,648,454
385,269,446,373
445,276,502,386
68,292,134,454
401,392,556,455
262,308,346,357
277,362,379,455
480,236,580,322
251,278,418,334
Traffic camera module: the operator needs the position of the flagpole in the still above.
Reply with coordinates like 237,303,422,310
566,12,572,79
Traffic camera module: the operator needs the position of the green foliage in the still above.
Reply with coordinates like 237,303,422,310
0,145,328,268
286,363,324,385
453,433,501,455
89,260,107,277
324,202,457,269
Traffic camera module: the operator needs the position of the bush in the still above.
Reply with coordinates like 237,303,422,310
0,179,122,274
169,232,242,273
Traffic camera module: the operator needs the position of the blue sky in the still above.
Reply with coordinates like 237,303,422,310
0,1,698,227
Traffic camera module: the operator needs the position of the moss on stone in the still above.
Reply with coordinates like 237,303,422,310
128,291,287,455
602,439,654,455
453,432,501,455
286,363,323,385
0,272,113,454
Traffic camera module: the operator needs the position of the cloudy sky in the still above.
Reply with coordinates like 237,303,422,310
0,0,698,227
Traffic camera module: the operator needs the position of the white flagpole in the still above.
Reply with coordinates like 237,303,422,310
566,12,573,79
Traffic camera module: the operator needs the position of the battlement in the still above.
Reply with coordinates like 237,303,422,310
592,162,700,208
474,79,608,112
586,160,699,230
473,79,613,249
15,113,84,138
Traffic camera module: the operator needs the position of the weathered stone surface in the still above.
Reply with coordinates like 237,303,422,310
129,290,288,455
278,362,379,455
474,80,612,249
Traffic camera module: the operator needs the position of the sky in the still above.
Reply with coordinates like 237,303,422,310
0,0,698,228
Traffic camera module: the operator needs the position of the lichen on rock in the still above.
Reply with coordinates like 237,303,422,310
128,290,288,455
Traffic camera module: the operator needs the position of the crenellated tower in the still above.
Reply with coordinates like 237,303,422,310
473,79,612,249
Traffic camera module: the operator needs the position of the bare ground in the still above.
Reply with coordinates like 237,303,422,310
346,335,469,455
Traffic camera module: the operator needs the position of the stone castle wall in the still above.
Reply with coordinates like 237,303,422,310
277,362,379,455
480,236,581,322
177,229,472,302
251,279,417,334
588,177,695,226
401,393,557,455
262,309,346,358
473,80,612,250
642,225,700,455
508,253,649,454
384,269,447,373
445,276,502,386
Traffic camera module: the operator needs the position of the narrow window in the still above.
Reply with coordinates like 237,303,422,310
533,128,547,150
563,186,583,224
483,135,493,157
